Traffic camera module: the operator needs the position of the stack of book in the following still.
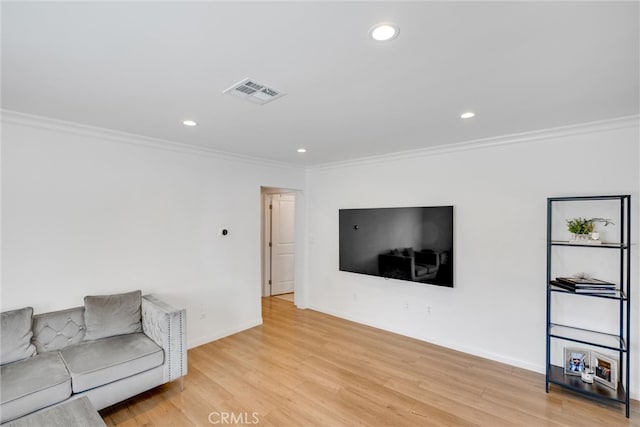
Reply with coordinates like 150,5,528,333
551,277,617,294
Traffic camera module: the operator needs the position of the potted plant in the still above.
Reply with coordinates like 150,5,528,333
566,217,614,243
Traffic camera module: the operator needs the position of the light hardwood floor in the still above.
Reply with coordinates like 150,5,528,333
101,298,639,426
273,293,294,303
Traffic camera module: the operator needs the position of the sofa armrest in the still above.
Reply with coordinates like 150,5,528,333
141,295,187,382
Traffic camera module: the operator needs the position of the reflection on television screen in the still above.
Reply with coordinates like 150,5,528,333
339,206,454,287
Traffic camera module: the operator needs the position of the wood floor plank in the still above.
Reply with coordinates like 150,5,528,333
101,297,639,426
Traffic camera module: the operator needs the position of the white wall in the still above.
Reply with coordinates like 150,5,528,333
1,113,306,348
2,111,638,399
306,121,640,398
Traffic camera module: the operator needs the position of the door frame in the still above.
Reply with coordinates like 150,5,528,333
260,187,305,306
263,194,272,297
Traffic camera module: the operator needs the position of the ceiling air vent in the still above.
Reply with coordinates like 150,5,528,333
223,78,287,105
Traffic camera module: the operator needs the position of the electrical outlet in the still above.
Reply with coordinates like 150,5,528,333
352,293,357,302
426,306,432,315
403,302,409,310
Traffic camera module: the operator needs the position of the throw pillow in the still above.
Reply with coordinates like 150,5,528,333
1,307,37,364
84,290,142,341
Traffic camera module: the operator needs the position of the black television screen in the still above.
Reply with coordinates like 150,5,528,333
339,206,453,287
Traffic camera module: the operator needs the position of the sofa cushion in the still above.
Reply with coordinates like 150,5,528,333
84,290,142,340
415,264,438,275
1,307,37,365
0,351,71,424
62,333,163,393
414,265,429,276
32,307,86,353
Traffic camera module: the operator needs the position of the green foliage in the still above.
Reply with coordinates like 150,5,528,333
566,217,614,234
566,218,594,234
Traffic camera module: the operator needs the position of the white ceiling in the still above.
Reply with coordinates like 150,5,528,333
2,1,638,166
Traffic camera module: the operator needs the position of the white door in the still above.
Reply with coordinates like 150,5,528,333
270,194,295,295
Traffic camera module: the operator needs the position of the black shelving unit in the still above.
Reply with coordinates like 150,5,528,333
545,195,631,418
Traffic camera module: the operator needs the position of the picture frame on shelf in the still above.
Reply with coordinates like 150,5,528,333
591,352,618,390
564,347,590,376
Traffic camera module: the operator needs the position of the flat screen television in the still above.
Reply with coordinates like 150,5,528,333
339,206,453,287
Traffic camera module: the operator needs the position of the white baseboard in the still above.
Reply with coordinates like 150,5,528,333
187,318,263,349
308,305,640,400
308,304,542,372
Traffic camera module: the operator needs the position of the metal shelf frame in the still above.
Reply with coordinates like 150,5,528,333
545,195,631,418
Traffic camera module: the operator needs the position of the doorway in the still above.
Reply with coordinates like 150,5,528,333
262,191,296,299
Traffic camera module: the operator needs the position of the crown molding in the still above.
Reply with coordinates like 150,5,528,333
310,115,640,172
3,110,637,172
0,110,305,171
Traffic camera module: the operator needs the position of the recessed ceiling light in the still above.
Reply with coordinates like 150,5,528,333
369,23,399,41
460,112,475,119
297,148,307,153
182,120,197,126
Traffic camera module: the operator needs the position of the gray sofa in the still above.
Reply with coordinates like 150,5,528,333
379,247,441,282
0,292,187,424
